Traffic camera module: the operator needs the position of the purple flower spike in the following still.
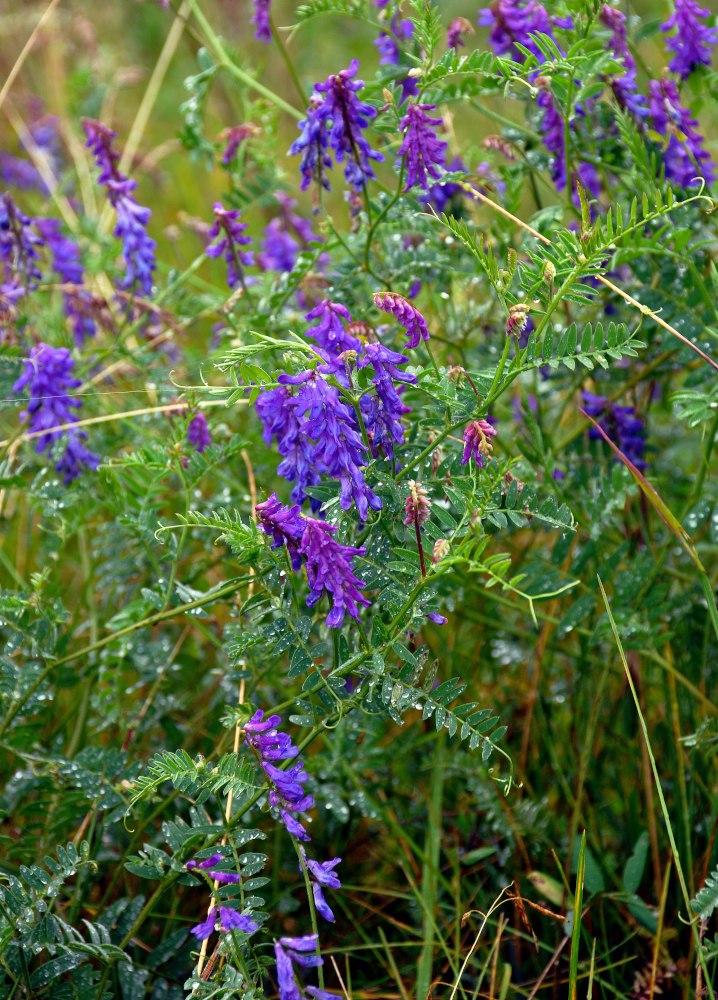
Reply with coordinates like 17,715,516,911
290,60,384,193
256,386,322,507
251,0,271,43
299,518,370,628
256,493,306,570
359,342,416,458
82,119,156,296
0,193,44,289
187,411,211,452
600,6,648,118
536,86,566,188
13,343,99,484
374,291,429,350
399,103,447,192
661,0,717,80
206,202,253,289
305,300,361,354
35,218,96,346
582,391,646,469
648,79,715,187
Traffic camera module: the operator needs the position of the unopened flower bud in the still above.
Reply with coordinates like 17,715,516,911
408,67,424,78
543,260,556,284
404,480,431,527
447,365,466,384
433,539,450,563
506,302,530,338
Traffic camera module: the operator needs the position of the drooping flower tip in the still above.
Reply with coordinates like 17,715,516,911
221,123,258,166
661,0,717,80
373,291,429,350
462,419,497,467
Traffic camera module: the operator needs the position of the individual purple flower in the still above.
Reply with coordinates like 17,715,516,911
461,419,497,466
256,493,306,571
278,369,382,521
305,855,341,923
448,17,475,49
304,300,361,354
82,119,156,296
186,851,240,883
13,343,99,484
648,79,715,187
398,103,447,192
186,411,211,452
373,291,429,350
251,0,271,43
35,217,96,345
299,517,370,628
661,0,717,80
425,611,448,625
581,391,646,469
206,202,254,289
477,0,554,63
292,60,384,192
0,192,44,289
186,852,222,871
190,909,217,941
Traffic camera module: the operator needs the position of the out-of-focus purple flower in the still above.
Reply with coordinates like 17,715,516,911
251,0,271,43
661,0,717,80
398,103,447,191
648,78,715,187
447,17,475,49
374,15,414,65
418,155,466,213
221,123,257,166
462,419,497,467
582,390,646,468
600,5,648,118
219,908,258,933
0,117,62,194
305,300,361,354
35,217,96,346
299,517,370,627
187,411,211,452
256,493,306,570
291,60,384,192
206,202,254,288
0,192,43,289
13,343,99,484
477,0,554,63
536,85,565,187
83,119,156,296
278,369,382,520
403,480,431,526
374,291,429,350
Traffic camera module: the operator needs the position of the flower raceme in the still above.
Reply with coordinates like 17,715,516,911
647,79,715,188
398,103,448,192
206,202,254,289
35,218,96,346
82,119,156,296
289,60,384,193
251,0,271,43
185,852,259,941
256,495,370,628
373,291,429,350
13,343,99,484
661,0,717,80
462,419,498,467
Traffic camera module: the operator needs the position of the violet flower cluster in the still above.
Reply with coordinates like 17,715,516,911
582,391,646,469
462,419,498,467
477,0,557,64
661,0,717,80
648,79,715,188
256,494,370,628
1,192,43,294
290,60,384,192
35,218,96,346
258,193,318,274
398,103,447,192
374,291,429,350
83,119,156,296
12,343,99,484
600,5,647,119
186,411,211,453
